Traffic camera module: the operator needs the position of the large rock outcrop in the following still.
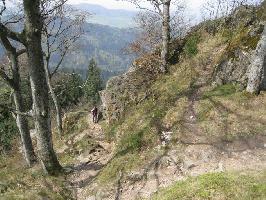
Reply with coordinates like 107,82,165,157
246,24,266,93
213,49,252,87
213,5,265,88
100,54,161,124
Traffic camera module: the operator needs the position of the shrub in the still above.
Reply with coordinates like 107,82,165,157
0,109,17,153
0,85,18,153
117,131,144,155
54,73,84,109
184,34,201,58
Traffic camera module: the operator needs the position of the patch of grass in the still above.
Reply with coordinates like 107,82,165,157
0,154,73,200
102,121,121,141
162,97,188,130
117,130,144,156
196,86,266,138
184,33,201,58
98,152,145,184
202,84,238,99
196,101,215,122
62,111,89,136
59,152,75,165
96,148,161,187
152,171,266,200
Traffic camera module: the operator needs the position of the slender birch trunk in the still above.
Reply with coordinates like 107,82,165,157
0,33,37,167
44,61,63,137
160,0,171,73
11,54,37,166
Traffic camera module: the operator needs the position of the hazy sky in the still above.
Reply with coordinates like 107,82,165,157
68,0,206,12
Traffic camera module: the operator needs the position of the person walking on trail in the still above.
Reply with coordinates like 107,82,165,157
91,106,98,123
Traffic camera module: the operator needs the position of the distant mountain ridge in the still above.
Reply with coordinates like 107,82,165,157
0,4,138,82
0,21,137,83
72,3,137,28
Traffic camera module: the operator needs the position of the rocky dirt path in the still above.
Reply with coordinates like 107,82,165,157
74,118,266,200
62,112,266,200
65,100,266,199
62,115,115,200
110,138,266,200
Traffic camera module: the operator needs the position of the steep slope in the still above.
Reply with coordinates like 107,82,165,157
81,4,266,199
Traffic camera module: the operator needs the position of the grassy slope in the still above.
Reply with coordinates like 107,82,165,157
0,153,72,200
152,171,266,200
95,16,266,196
0,111,92,199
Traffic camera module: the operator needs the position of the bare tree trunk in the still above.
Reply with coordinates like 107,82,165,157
23,0,62,175
13,90,37,166
11,54,37,167
246,25,266,94
44,61,63,137
0,33,37,166
160,0,171,73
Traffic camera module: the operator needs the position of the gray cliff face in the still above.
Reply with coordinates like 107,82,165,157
246,24,266,93
213,23,265,90
212,5,265,89
213,49,252,88
100,55,160,124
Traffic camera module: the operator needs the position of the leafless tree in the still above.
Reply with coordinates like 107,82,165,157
121,0,180,73
201,0,263,21
1,0,87,173
127,3,189,56
127,12,161,55
0,0,63,175
0,0,37,167
41,0,87,137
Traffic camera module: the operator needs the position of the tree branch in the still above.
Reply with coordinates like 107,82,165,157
50,50,67,77
0,23,25,44
0,68,15,88
0,103,33,117
17,49,27,56
0,32,16,54
0,0,6,16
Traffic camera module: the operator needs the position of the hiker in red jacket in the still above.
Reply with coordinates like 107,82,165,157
91,106,98,123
